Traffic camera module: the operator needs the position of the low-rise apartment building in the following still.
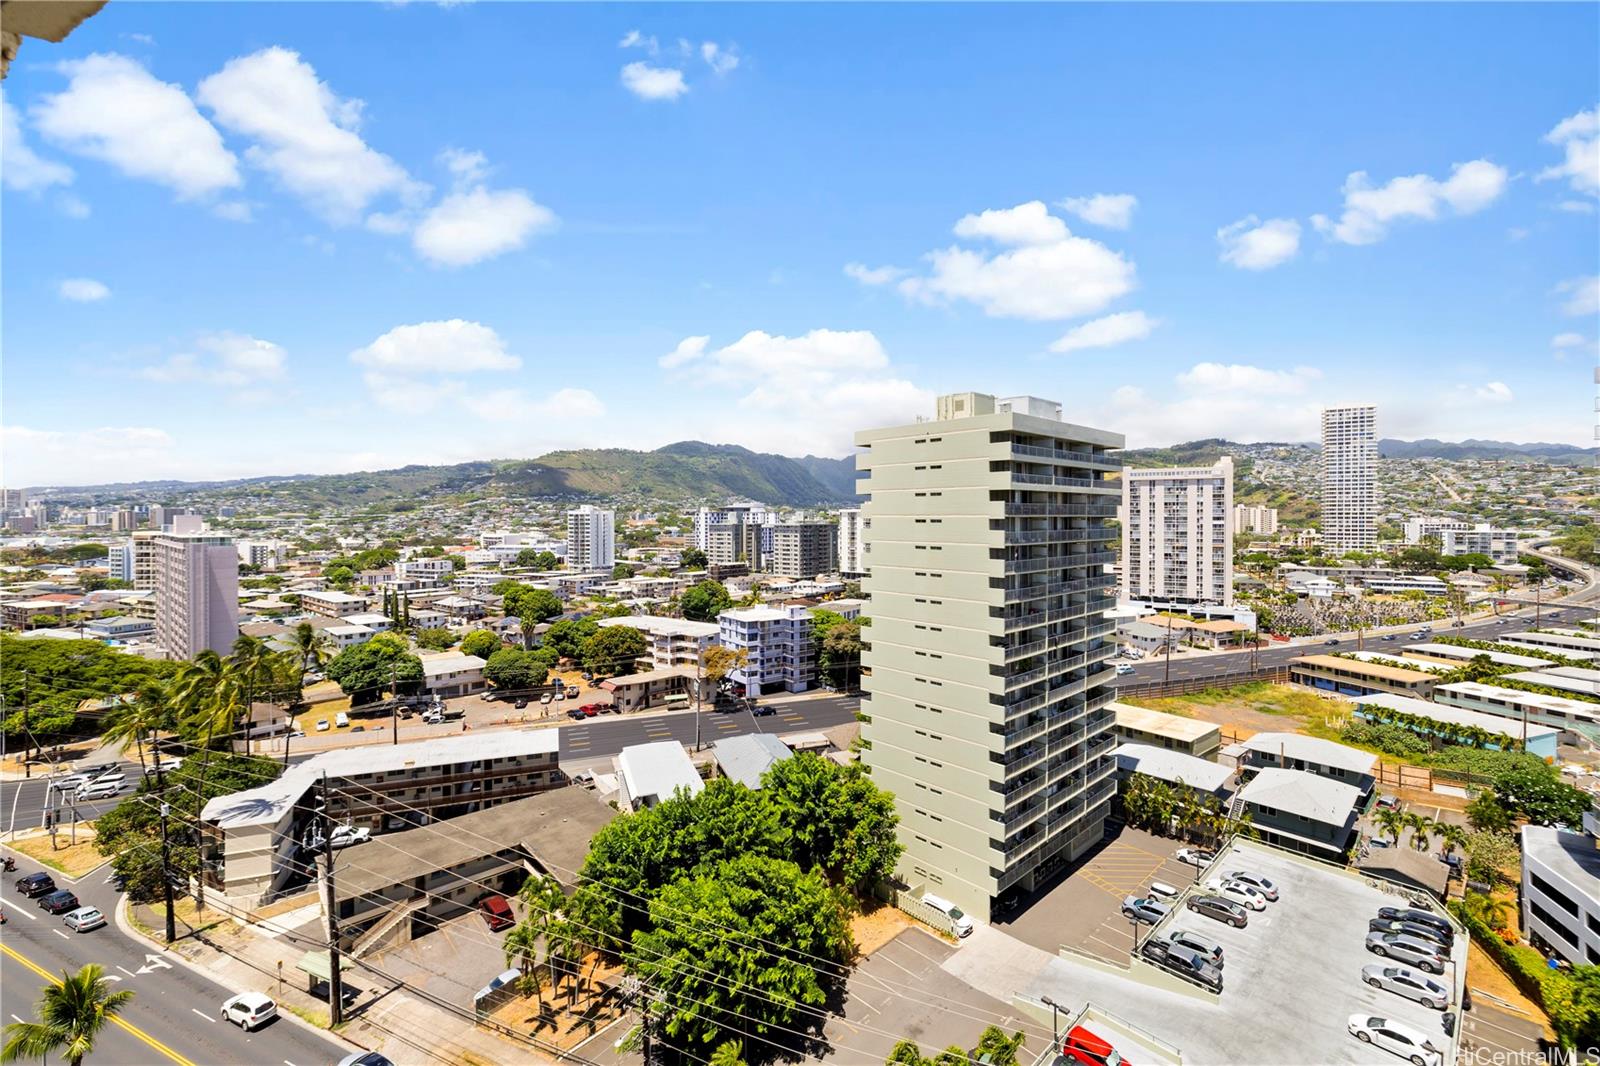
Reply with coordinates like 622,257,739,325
1235,767,1362,861
300,590,370,618
1111,701,1221,759
1231,731,1376,800
1434,681,1600,746
1503,630,1600,659
1520,826,1600,966
199,730,564,903
1289,654,1439,699
597,615,721,670
718,604,817,693
1441,524,1519,566
1112,743,1232,796
419,652,487,698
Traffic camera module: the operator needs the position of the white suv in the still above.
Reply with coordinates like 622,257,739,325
221,992,278,1031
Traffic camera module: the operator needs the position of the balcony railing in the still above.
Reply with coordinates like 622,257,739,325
1009,443,1124,469
1001,574,1118,602
1002,528,1115,545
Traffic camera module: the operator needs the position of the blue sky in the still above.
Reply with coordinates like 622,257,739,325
3,2,1597,486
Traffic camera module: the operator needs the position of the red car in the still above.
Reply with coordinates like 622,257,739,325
581,704,600,717
1060,1025,1135,1066
477,893,514,932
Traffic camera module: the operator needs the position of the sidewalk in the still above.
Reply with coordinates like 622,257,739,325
123,895,560,1065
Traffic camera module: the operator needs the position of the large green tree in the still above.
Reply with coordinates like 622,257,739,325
582,625,648,677
483,648,548,691
680,579,733,622
628,854,853,1053
1,964,134,1066
762,752,903,894
498,583,565,624
460,629,502,660
325,633,423,705
543,618,598,661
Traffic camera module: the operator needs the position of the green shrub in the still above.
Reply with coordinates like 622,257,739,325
1451,899,1600,1050
1340,720,1429,758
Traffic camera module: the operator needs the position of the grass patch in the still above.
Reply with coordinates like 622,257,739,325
285,1004,331,1029
10,827,108,878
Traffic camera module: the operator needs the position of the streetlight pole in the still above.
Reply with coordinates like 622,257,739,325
159,802,177,944
1040,994,1062,1044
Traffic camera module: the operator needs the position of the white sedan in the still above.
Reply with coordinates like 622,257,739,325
1175,848,1214,867
1203,877,1268,911
1347,1014,1443,1066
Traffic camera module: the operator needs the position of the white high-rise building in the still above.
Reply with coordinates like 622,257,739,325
1232,504,1279,536
857,391,1123,918
107,541,133,583
1403,517,1469,545
838,508,865,578
1122,458,1234,607
1320,404,1378,553
154,533,239,659
564,506,616,571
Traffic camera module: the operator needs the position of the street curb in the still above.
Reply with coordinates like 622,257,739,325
113,895,366,1055
0,838,113,885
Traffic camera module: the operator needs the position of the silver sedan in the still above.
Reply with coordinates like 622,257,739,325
1362,963,1450,1010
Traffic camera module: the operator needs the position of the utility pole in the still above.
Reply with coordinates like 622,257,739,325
318,774,345,1026
693,654,704,753
639,978,654,1066
391,663,399,746
159,802,177,944
21,670,30,777
1162,612,1175,684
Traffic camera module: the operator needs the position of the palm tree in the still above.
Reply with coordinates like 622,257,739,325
518,874,568,993
230,635,280,756
1373,806,1408,847
1436,823,1468,865
2,964,134,1066
519,614,539,651
172,650,244,912
1405,812,1436,852
503,921,545,996
101,682,171,783
288,622,326,702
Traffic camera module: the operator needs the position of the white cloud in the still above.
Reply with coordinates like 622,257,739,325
621,62,688,101
843,263,906,286
1557,275,1599,317
1538,106,1598,198
1311,159,1508,245
2,425,178,485
619,30,659,54
351,319,520,373
1558,199,1596,215
57,278,109,302
1177,362,1322,395
1552,332,1588,349
197,47,420,223
1216,216,1301,270
1472,381,1514,403
537,387,605,418
1058,193,1137,230
57,194,91,218
2,93,74,191
438,146,489,185
1048,310,1158,353
139,332,287,387
211,200,254,222
952,200,1069,246
889,201,1135,320
701,41,739,76
658,329,931,454
412,186,556,267
33,53,239,199
1100,363,1325,446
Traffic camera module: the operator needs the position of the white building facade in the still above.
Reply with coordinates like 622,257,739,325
718,604,817,693
837,508,865,578
1320,404,1378,553
1121,457,1233,607
1520,826,1600,966
1441,525,1519,566
1232,504,1278,536
564,506,616,571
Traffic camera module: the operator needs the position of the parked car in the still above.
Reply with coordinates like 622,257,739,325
1203,878,1268,911
922,893,974,937
1375,795,1401,811
1060,1026,1135,1066
422,710,444,724
567,708,586,720
1186,894,1248,928
1139,938,1223,992
1365,932,1446,974
1222,871,1279,901
565,686,580,699
1164,929,1224,966
1148,881,1180,900
40,889,80,914
63,906,106,933
220,992,279,1031
316,718,331,731
335,712,350,728
15,872,57,897
582,705,600,717
514,697,528,709
144,757,183,776
350,725,366,733
1115,664,1137,676
553,691,566,702
540,693,554,705
1368,918,1453,948
1362,964,1450,1010
337,1054,396,1066
328,825,370,849
1175,847,1214,867
1346,1014,1443,1066
1120,895,1170,925
1375,906,1452,937
477,893,515,932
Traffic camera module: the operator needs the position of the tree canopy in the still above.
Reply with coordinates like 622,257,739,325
582,625,647,676
543,617,598,660
680,579,733,622
483,648,548,691
325,633,423,705
460,629,501,660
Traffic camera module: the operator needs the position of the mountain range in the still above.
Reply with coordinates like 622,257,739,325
27,436,1590,510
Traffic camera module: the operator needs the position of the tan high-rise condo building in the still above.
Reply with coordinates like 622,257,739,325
1320,404,1377,552
154,532,239,659
857,392,1123,918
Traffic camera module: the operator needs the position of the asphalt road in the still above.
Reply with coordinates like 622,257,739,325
1,851,348,1066
559,693,861,766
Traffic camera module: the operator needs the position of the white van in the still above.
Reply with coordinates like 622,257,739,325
921,893,974,937
334,711,350,728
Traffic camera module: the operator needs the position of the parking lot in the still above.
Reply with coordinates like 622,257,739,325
997,827,1199,963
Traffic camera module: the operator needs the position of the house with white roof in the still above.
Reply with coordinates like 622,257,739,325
1112,743,1233,796
616,741,703,811
419,651,487,697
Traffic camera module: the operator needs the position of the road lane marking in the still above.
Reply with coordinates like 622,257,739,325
117,964,137,977
53,929,70,939
9,903,36,920
2,943,197,1066
191,1008,216,1023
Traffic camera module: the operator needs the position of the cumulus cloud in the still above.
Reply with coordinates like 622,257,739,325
1217,216,1301,270
351,319,520,374
2,93,73,191
32,53,240,200
659,329,931,454
1177,362,1322,395
621,62,688,101
1048,310,1158,353
619,30,659,54
882,201,1135,321
1472,381,1514,403
58,278,109,302
197,47,421,223
1058,193,1137,230
1538,106,1598,198
701,41,739,76
1311,159,1508,245
1557,275,1599,317
1101,363,1324,446
413,185,556,267
139,332,287,387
